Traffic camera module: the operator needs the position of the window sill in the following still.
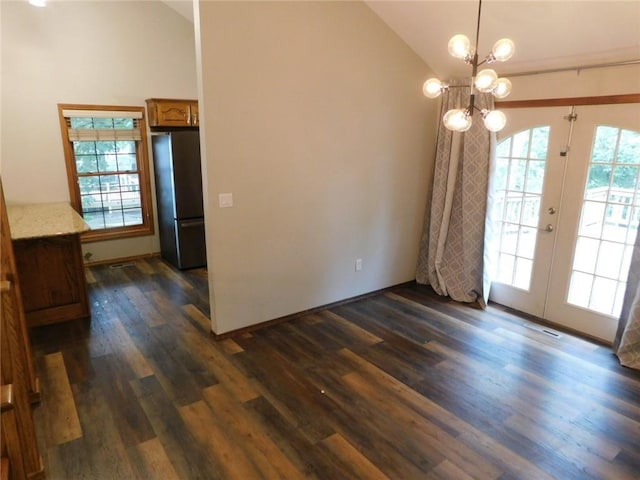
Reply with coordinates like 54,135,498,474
80,223,154,243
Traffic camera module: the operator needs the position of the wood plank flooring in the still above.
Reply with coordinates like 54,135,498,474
28,257,640,479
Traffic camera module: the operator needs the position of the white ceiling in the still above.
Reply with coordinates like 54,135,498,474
162,1,640,78
365,1,640,78
162,0,194,22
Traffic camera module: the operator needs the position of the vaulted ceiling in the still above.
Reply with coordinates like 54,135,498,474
163,1,640,78
365,1,640,78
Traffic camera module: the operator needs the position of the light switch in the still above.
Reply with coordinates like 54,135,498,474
218,193,233,208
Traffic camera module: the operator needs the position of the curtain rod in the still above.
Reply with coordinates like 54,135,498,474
505,59,640,78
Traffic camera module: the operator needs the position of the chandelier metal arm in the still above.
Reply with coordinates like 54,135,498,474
464,93,479,118
468,0,482,116
474,0,483,57
471,52,479,78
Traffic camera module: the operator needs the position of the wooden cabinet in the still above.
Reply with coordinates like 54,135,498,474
13,235,90,327
1,180,44,480
7,203,91,328
146,98,199,127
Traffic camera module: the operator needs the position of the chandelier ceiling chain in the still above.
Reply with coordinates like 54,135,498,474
423,0,514,132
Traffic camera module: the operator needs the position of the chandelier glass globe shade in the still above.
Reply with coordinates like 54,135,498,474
448,34,472,60
423,78,444,98
475,69,498,92
492,38,515,62
443,109,473,132
483,110,507,132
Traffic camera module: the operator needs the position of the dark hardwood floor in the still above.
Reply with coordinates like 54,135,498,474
28,257,640,479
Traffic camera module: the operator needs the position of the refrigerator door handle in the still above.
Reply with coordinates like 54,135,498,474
180,219,205,228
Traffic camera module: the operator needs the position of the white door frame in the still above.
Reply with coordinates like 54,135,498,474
491,94,640,343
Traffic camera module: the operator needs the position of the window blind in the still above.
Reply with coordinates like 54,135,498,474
66,128,142,141
63,109,143,141
61,109,143,119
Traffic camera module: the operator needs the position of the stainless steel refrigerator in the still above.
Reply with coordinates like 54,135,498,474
151,130,206,269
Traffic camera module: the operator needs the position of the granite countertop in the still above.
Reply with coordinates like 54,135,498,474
7,202,90,240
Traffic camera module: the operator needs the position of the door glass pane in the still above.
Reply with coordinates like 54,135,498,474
504,193,522,223
508,160,527,191
530,126,550,159
493,127,550,291
497,253,515,284
612,165,638,193
587,164,611,189
618,130,640,163
521,195,541,227
568,125,640,317
579,201,605,238
496,138,511,157
501,223,518,255
573,237,598,274
602,204,629,241
494,157,509,190
517,227,537,259
594,241,623,279
591,126,618,162
525,160,545,193
513,257,533,290
511,131,530,158
589,277,618,314
567,271,593,308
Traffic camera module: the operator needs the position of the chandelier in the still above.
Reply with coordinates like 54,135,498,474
423,0,514,132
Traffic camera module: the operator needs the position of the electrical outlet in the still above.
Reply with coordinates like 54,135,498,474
355,258,362,272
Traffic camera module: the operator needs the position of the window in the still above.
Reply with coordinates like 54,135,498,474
59,104,154,242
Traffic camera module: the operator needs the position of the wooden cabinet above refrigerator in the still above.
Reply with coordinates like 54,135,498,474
146,98,199,128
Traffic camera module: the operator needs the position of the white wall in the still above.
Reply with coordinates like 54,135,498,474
196,1,437,333
0,0,198,262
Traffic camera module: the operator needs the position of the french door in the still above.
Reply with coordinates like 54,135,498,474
489,102,640,342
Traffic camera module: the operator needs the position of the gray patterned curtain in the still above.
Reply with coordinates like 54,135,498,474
614,229,640,369
416,78,495,307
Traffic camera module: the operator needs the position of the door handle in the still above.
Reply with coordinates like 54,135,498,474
180,220,204,228
541,224,554,232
